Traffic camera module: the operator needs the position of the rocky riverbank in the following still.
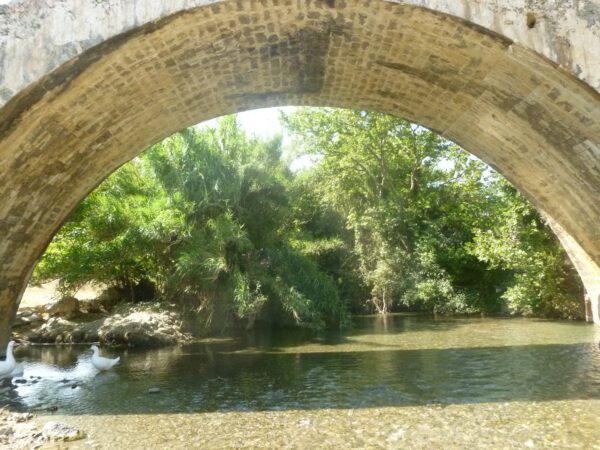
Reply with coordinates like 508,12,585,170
13,295,192,348
0,408,37,449
0,407,86,448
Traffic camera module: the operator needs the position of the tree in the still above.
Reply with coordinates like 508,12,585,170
34,108,583,324
34,117,349,331
469,176,583,318
284,108,582,316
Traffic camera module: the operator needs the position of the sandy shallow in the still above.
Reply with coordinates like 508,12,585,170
30,400,600,449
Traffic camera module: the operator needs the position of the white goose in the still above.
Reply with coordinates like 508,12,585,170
90,345,120,371
0,341,16,378
10,362,24,377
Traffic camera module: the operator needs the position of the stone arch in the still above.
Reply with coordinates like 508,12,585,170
1,0,600,347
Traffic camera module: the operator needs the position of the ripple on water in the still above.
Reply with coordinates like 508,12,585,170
2,315,600,447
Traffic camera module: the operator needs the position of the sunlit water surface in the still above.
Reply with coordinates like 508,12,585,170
2,315,600,448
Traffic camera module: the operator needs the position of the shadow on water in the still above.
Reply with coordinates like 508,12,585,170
1,339,599,415
237,313,469,350
2,315,599,414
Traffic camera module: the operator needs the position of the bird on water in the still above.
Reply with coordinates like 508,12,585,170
90,345,120,371
0,341,16,378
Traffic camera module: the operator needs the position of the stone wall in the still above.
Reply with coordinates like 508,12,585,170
0,0,599,347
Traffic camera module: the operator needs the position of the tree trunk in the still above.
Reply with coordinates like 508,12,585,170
245,313,256,331
372,291,389,315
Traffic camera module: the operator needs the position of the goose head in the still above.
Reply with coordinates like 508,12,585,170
90,345,99,354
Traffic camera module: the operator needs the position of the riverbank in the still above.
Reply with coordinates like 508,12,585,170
0,408,39,449
13,282,590,349
13,300,191,348
0,407,88,449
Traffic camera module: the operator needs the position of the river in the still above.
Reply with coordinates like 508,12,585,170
3,315,600,448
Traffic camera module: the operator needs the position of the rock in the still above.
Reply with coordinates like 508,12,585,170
14,412,33,423
27,317,80,344
387,426,406,443
42,421,85,441
13,309,44,327
13,315,28,327
298,418,311,427
0,426,14,436
96,287,125,311
46,296,80,319
95,302,191,348
27,301,190,348
82,299,107,314
148,387,161,394
28,313,43,323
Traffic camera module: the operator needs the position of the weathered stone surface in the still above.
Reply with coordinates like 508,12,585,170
45,296,80,320
12,308,43,327
26,302,191,348
41,421,85,442
0,0,599,348
0,408,43,449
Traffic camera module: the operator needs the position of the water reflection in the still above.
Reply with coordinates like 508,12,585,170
0,316,599,415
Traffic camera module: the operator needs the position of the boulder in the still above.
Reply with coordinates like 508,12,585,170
42,421,85,442
46,296,80,319
28,317,80,343
96,303,190,347
13,307,45,327
95,287,124,311
27,302,190,348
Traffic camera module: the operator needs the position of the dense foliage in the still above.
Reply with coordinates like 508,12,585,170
282,109,582,318
33,109,583,331
34,118,347,332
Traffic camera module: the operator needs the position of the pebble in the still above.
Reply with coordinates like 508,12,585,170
298,418,311,427
387,427,407,443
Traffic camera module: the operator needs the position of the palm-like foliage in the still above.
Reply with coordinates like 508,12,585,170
34,116,348,331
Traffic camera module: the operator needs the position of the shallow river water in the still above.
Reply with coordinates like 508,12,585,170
3,315,600,448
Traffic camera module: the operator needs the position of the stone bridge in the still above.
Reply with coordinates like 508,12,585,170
1,0,599,348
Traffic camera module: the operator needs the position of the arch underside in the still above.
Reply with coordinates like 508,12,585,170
0,0,599,336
